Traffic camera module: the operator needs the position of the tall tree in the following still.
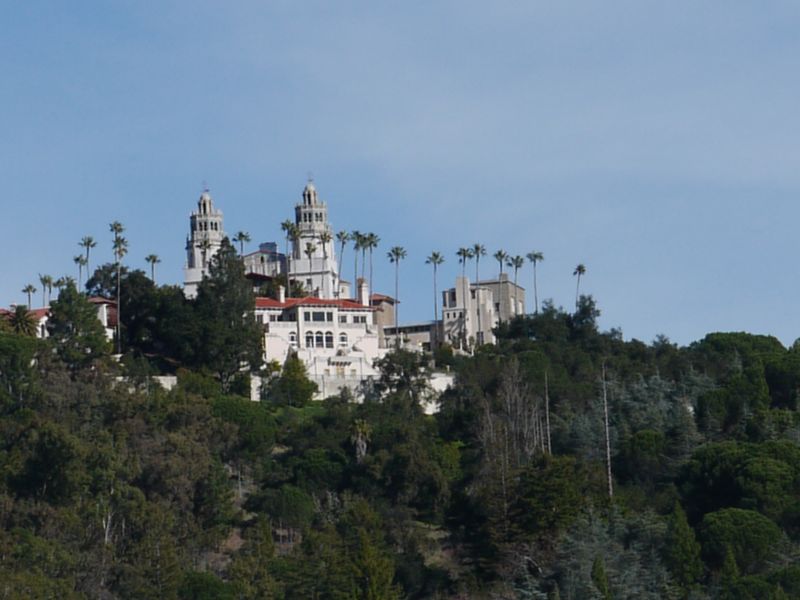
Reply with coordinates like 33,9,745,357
472,243,486,284
507,255,525,315
573,263,586,309
365,232,380,297
145,254,161,284
351,230,365,290
494,249,508,275
280,219,295,294
233,231,251,255
304,242,317,276
22,284,36,309
198,239,212,268
426,252,445,348
47,280,110,371
387,246,407,348
664,502,703,590
110,222,128,354
456,247,473,350
194,238,263,392
335,230,350,298
38,274,53,307
526,251,544,314
472,244,486,344
73,255,87,286
80,236,96,282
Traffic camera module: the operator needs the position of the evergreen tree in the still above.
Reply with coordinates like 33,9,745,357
193,238,263,392
46,281,110,371
663,502,703,590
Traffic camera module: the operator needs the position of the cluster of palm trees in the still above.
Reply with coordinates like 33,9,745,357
16,223,166,353
418,245,588,349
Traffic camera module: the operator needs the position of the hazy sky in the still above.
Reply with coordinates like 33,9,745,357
3,1,800,346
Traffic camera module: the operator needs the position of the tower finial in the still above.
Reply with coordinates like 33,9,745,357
202,180,209,193
307,171,314,183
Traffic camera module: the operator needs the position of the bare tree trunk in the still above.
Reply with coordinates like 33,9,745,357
602,362,613,499
545,371,552,454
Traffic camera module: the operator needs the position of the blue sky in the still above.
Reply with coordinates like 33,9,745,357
3,1,800,346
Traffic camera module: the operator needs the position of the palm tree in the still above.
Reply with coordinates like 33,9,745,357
304,242,317,275
351,230,364,290
335,230,350,298
10,305,36,337
22,284,36,309
233,231,251,255
357,232,369,280
318,231,332,295
426,252,445,348
198,239,212,267
573,263,587,309
507,255,525,315
472,244,486,284
456,247,474,350
80,236,96,282
280,219,295,294
387,246,407,348
110,222,128,354
73,255,87,285
365,233,380,298
145,254,161,283
526,251,544,314
494,250,508,275
38,274,53,307
472,244,486,342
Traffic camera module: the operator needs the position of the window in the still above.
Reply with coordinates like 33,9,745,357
269,314,278,322
305,332,314,347
339,315,347,323
256,314,263,324
339,333,348,347
304,312,311,322
326,312,333,322
312,311,325,322
289,332,298,347
325,332,334,348
315,331,324,347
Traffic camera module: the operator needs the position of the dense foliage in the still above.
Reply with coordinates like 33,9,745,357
3,278,800,598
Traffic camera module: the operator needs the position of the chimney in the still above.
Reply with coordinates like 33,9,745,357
357,278,369,306
277,284,286,304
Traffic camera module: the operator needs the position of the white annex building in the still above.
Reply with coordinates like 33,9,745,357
183,181,386,399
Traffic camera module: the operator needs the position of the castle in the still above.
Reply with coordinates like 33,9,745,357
182,180,524,398
183,181,387,399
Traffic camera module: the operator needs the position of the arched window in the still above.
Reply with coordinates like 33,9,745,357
289,332,297,347
339,333,348,347
305,332,314,348
325,332,334,348
315,331,324,347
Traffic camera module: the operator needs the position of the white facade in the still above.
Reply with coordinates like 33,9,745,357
183,189,225,299
256,295,386,399
442,274,525,349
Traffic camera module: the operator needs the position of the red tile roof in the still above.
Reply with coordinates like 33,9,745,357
370,293,395,303
255,297,374,311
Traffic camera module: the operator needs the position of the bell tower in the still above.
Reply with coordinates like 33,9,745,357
290,180,337,298
183,187,225,298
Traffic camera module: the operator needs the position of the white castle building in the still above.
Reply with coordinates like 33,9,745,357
183,181,386,399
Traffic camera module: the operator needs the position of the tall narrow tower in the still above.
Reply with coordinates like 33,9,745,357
290,180,338,298
183,188,225,298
